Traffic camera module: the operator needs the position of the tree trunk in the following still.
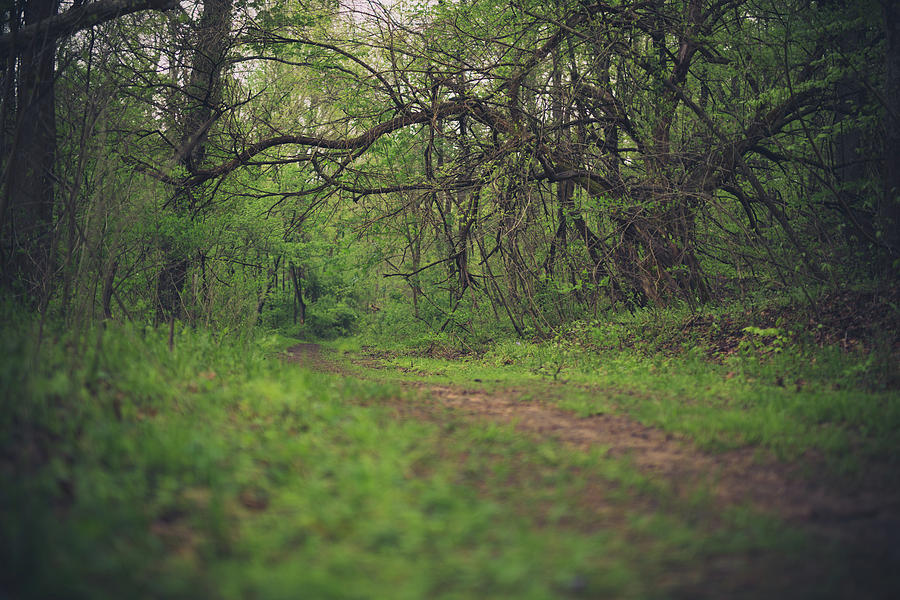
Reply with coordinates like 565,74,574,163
289,263,306,325
883,0,900,258
155,0,233,320
2,0,58,306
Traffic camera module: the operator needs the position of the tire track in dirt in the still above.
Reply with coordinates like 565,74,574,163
285,344,900,560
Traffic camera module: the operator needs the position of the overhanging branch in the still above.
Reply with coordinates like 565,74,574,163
184,101,469,186
0,0,179,58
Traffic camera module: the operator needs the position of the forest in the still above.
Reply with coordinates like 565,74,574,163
1,0,898,597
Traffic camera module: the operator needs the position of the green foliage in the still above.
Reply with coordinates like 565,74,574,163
740,326,788,355
33,0,897,336
299,297,360,339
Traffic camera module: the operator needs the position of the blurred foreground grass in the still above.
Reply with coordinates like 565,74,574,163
0,313,890,599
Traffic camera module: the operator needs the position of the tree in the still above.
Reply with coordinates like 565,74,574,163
155,0,234,321
0,0,178,308
5,0,893,330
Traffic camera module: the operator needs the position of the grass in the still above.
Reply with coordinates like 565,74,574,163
0,313,874,599
337,294,899,472
339,348,892,477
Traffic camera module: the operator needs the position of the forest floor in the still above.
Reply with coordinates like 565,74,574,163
4,315,898,599
287,341,900,598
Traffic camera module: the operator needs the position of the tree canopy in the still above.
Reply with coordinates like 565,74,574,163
0,0,895,333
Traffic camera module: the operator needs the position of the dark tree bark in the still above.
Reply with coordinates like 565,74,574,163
1,0,59,306
883,0,900,257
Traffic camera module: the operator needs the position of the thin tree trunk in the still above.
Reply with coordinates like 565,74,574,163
289,262,306,324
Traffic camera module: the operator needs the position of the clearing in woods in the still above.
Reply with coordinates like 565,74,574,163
287,342,900,599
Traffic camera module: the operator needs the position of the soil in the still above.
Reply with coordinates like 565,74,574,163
285,343,900,588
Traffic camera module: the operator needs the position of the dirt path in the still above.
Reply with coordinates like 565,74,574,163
286,343,900,558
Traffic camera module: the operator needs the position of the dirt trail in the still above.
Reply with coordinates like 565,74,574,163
286,344,900,555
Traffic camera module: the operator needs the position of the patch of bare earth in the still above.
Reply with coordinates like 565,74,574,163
285,343,900,596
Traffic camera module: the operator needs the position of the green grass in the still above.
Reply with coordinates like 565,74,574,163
336,301,899,472
2,314,876,599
